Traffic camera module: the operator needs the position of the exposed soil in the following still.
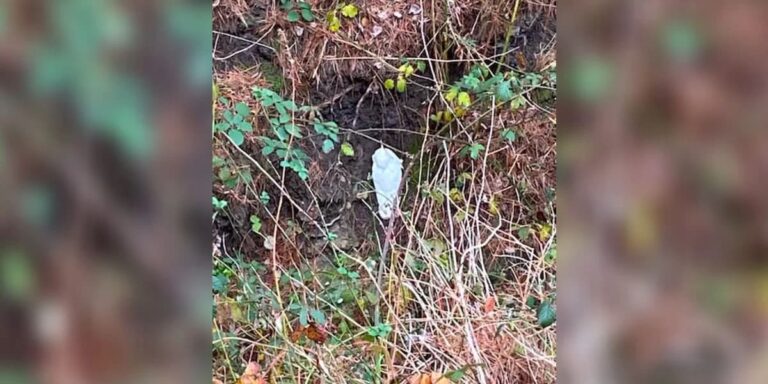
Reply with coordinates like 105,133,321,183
283,79,431,254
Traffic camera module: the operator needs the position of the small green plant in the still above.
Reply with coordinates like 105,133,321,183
327,3,358,32
313,120,340,154
259,191,270,205
281,0,314,22
340,142,355,157
215,99,253,146
366,323,392,339
537,299,556,328
431,64,554,124
288,302,327,326
383,60,425,93
254,87,341,180
336,266,360,280
213,155,253,188
340,3,359,18
212,196,228,210
501,128,518,143
460,142,485,160
249,215,262,234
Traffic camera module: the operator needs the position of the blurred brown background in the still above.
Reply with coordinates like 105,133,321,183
0,0,211,383
559,0,768,383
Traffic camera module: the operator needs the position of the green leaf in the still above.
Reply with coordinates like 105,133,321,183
395,77,407,93
496,80,512,101
501,128,517,143
340,3,358,18
310,309,326,324
214,122,229,132
260,191,270,205
461,74,481,90
284,123,303,137
227,129,245,146
383,78,395,90
518,226,530,240
444,369,466,382
322,139,335,154
416,61,426,72
282,100,298,111
510,95,526,110
212,274,229,293
526,295,538,309
238,122,253,133
287,9,300,22
462,143,484,159
340,142,355,157
250,215,262,233
235,102,250,116
537,300,556,328
301,8,314,21
299,308,309,326
212,196,228,210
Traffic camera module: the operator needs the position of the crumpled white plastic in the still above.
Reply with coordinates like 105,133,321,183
371,147,403,219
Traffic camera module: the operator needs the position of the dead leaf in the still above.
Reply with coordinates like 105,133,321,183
290,327,304,342
305,323,328,344
408,4,422,15
483,296,496,314
263,235,275,250
291,323,328,344
408,372,451,384
371,25,383,38
237,362,266,384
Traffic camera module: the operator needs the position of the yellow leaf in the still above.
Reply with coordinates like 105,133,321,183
396,76,407,93
457,91,471,107
448,188,463,202
401,63,415,77
327,12,341,32
445,87,458,102
488,195,499,215
340,3,358,18
538,223,552,241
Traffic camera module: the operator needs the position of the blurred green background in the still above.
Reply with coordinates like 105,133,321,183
0,0,212,383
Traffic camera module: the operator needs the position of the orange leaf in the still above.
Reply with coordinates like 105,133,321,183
407,372,451,384
237,362,266,384
483,296,496,314
305,323,328,344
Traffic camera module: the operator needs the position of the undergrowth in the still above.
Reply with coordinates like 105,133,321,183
213,0,556,383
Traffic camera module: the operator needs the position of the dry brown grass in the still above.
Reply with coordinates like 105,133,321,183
212,0,556,382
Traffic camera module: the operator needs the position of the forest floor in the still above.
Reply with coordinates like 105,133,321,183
212,0,556,383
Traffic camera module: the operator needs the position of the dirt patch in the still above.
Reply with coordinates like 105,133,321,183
276,79,431,254
505,8,556,71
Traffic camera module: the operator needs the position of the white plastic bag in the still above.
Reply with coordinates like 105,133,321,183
371,147,403,219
